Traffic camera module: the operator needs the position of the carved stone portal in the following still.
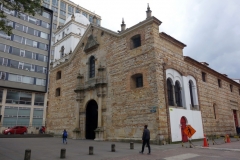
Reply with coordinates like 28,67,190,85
84,34,99,53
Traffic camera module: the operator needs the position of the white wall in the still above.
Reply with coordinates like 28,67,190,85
169,107,204,142
54,36,81,60
54,22,87,60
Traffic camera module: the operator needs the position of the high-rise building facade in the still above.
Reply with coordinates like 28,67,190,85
42,0,101,61
0,4,53,133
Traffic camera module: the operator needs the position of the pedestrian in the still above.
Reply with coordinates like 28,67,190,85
139,125,151,154
62,129,68,144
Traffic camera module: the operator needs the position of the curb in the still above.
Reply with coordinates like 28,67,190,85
195,146,240,152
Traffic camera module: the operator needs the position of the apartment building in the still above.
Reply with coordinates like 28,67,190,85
0,4,53,133
42,0,101,61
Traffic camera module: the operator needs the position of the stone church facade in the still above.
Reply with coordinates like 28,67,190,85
47,7,240,143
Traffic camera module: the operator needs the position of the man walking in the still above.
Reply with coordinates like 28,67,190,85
62,129,68,144
139,125,151,154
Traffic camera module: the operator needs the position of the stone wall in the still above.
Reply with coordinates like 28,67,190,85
155,34,240,136
47,17,240,142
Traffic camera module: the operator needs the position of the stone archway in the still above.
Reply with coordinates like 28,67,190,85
85,100,98,139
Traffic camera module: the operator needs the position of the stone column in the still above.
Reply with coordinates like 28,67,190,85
182,76,191,110
172,85,177,106
29,93,35,127
0,89,7,127
72,98,80,139
95,89,103,141
42,93,48,126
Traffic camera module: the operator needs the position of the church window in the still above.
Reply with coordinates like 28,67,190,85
213,104,217,119
175,81,182,107
136,75,143,88
230,84,233,92
56,88,61,97
130,73,143,89
60,46,64,58
131,34,141,49
202,72,206,82
62,31,65,38
167,78,174,106
189,81,194,107
89,56,95,78
218,79,221,88
56,71,61,80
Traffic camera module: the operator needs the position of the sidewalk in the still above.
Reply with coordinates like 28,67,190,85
0,137,239,160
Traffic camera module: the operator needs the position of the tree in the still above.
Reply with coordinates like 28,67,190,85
0,0,42,35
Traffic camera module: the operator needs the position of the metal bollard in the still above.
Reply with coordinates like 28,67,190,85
60,148,66,159
130,142,134,149
24,149,31,160
111,144,115,152
89,146,93,155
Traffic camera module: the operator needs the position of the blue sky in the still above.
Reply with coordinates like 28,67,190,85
72,0,240,79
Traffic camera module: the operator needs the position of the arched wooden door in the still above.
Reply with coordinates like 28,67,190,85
233,110,238,127
86,100,98,139
181,117,188,142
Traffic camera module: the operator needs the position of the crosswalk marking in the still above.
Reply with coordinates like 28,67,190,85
164,153,199,160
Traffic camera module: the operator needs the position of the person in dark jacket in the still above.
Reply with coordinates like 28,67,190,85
139,125,151,154
62,129,68,144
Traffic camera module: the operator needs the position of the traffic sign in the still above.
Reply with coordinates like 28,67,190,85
183,125,196,138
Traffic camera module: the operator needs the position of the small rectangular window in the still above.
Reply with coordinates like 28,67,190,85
11,47,20,56
230,84,233,92
39,43,48,50
42,11,50,19
218,79,221,88
0,43,5,52
52,0,58,7
68,5,74,13
43,3,49,8
60,10,65,16
36,66,43,73
53,24,57,29
0,71,6,80
82,12,87,17
25,39,33,47
59,18,65,24
60,1,66,10
136,76,143,88
41,21,50,29
131,34,141,49
56,88,60,96
89,15,93,23
76,9,80,13
13,35,23,43
40,32,49,39
10,60,19,68
15,23,24,31
51,6,58,13
28,16,40,25
0,57,8,66
202,72,206,82
56,71,61,80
